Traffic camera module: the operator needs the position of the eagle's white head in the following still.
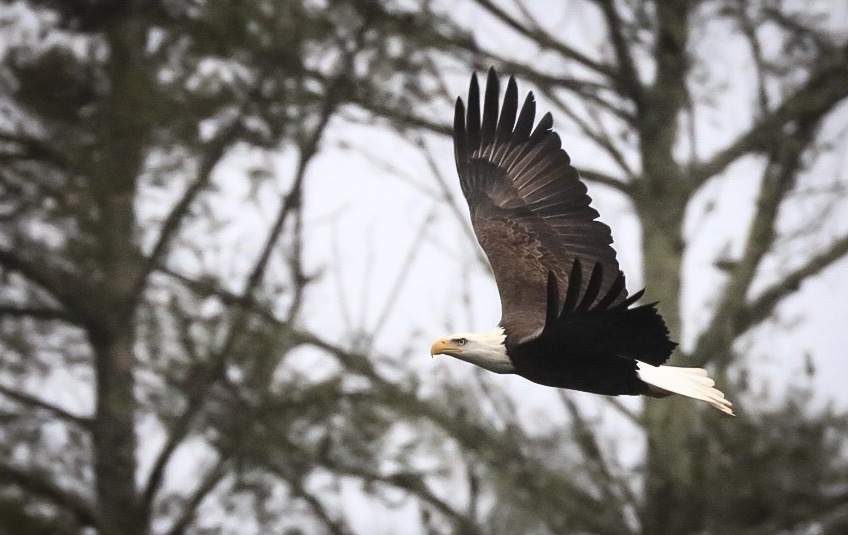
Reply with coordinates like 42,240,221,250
430,327,515,374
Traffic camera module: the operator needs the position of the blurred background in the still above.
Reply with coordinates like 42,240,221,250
1,1,847,534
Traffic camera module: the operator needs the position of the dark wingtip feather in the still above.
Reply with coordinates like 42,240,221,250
619,288,646,309
594,272,626,311
534,112,554,134
453,96,467,184
481,68,500,148
561,258,583,314
467,73,481,150
454,96,465,129
514,92,536,142
497,76,519,140
578,262,604,311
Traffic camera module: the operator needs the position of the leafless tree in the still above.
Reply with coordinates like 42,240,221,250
397,1,848,534
1,1,847,535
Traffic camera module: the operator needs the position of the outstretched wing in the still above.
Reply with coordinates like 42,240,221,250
454,68,625,342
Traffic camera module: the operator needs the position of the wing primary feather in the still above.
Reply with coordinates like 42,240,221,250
618,288,646,309
530,112,554,142
499,93,537,172
467,73,481,151
453,98,467,182
492,76,519,164
545,271,559,328
560,258,582,314
497,77,518,142
513,92,535,142
578,262,604,311
594,272,626,310
481,67,499,152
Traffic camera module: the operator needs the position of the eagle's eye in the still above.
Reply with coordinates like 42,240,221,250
457,337,467,346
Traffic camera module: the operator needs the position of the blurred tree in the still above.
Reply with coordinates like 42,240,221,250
398,2,848,535
0,1,460,534
1,1,847,535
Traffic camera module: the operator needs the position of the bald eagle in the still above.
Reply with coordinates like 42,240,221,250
430,69,733,415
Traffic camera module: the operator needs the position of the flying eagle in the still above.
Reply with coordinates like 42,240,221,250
430,69,733,415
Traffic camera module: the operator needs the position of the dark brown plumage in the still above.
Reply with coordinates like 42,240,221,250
453,68,676,396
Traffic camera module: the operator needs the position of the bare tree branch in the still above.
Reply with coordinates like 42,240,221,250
543,88,638,183
471,0,615,78
359,103,452,136
689,45,848,189
0,249,89,323
579,168,632,193
0,383,92,428
0,461,100,528
417,137,484,256
484,56,635,123
692,119,818,367
0,132,70,169
603,396,640,425
317,460,479,534
289,480,355,535
0,304,73,322
592,0,644,104
740,492,848,535
133,117,244,302
370,209,436,340
355,374,622,534
560,392,636,523
761,6,837,53
733,1,771,116
163,460,229,535
737,231,848,335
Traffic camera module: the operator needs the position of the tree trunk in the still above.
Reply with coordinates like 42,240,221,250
84,13,154,535
638,206,703,535
636,3,701,533
90,325,143,535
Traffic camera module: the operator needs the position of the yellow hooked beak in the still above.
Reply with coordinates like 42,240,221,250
430,338,463,357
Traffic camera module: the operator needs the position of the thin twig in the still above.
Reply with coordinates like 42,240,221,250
689,47,848,189
471,0,615,78
0,461,100,528
163,461,229,535
370,209,437,340
0,383,92,428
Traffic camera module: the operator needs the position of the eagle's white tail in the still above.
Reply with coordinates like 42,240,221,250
637,363,734,415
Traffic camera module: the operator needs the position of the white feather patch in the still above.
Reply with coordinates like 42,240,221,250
637,363,734,415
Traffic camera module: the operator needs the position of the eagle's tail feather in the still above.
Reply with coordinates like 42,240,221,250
636,363,735,415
